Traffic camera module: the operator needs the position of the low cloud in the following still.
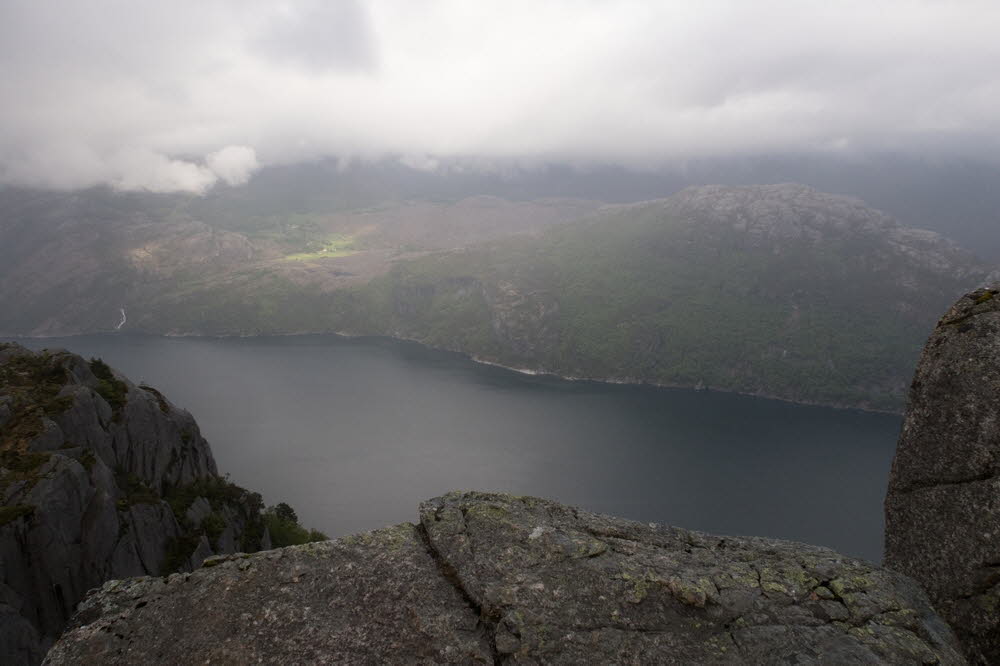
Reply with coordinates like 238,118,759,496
1,1,998,193
207,146,260,187
109,149,217,194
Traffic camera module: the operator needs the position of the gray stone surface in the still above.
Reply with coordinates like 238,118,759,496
0,344,267,665
45,524,490,665
885,284,1000,664
49,492,966,665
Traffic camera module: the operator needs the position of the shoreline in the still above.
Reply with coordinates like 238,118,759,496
4,328,905,416
467,355,903,417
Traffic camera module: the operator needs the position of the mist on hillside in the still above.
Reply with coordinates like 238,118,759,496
4,3,1000,663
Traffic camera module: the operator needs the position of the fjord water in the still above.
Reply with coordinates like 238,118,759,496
13,334,899,562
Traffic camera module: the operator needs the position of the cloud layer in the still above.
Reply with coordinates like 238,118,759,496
1,1,998,192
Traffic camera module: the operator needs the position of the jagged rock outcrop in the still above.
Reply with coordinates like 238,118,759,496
0,344,269,664
48,491,964,664
885,285,1000,664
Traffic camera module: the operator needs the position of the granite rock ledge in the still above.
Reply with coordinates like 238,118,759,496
48,491,965,664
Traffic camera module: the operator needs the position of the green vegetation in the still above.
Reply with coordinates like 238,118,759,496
0,448,52,498
139,384,170,413
89,358,128,418
79,449,96,471
160,476,265,575
162,534,201,575
158,480,324,573
114,468,160,507
165,476,263,519
0,449,51,475
338,199,975,412
0,348,71,449
200,512,226,544
134,269,335,336
31,189,976,412
239,516,266,554
263,502,328,547
0,504,35,527
283,233,358,261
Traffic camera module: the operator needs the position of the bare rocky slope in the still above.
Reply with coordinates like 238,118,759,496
0,344,271,664
885,284,1000,664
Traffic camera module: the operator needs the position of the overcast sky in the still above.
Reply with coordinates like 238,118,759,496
1,0,999,193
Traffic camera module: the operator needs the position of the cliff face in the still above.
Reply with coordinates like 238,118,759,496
885,285,1000,664
0,344,269,664
46,491,965,665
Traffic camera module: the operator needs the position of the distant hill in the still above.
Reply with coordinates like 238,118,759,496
0,184,991,410
0,189,600,335
332,185,991,411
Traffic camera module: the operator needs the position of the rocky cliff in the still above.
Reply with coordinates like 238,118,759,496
0,343,270,664
885,284,1000,664
18,281,1000,663
46,491,965,664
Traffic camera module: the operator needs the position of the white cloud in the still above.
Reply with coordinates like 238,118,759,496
207,145,260,186
109,149,217,194
0,1,998,192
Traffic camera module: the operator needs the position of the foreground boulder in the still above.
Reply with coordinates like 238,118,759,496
48,491,964,664
885,285,1000,664
0,344,270,664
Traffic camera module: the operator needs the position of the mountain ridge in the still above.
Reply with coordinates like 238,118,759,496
2,184,992,411
330,184,989,411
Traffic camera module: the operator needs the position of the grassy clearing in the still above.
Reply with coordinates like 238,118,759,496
283,233,359,261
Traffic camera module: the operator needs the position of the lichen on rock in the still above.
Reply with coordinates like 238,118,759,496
885,284,1000,664
48,491,966,665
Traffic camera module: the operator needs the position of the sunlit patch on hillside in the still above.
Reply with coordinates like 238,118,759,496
283,233,359,261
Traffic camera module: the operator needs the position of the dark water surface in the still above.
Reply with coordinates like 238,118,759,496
11,334,900,562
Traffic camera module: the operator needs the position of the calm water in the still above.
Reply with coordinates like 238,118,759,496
10,334,900,562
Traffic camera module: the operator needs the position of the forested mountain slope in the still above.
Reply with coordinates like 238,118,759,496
335,185,990,411
1,184,990,410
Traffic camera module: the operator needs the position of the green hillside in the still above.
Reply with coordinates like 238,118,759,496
337,186,988,411
1,184,989,411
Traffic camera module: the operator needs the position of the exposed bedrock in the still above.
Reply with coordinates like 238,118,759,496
48,492,964,664
885,285,1000,664
0,344,267,665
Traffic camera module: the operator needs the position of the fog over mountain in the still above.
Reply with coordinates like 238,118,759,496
5,5,1000,663
185,155,1000,258
2,1,999,193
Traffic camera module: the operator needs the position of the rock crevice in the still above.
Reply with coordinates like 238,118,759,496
47,491,967,664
